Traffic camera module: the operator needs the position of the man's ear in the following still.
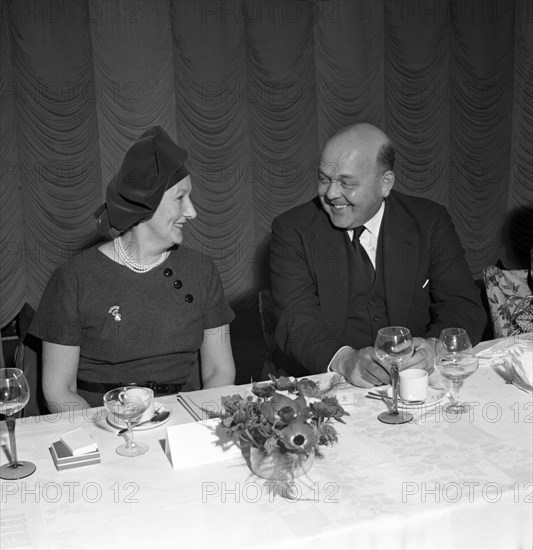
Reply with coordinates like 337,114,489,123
381,171,395,198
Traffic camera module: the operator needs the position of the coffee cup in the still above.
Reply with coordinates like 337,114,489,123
399,369,429,402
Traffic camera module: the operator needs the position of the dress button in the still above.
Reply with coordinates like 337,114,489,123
173,280,183,289
185,294,194,303
164,269,173,277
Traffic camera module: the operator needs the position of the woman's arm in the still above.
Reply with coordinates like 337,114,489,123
199,325,236,388
42,341,89,412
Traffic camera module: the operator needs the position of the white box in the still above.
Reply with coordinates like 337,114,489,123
59,428,98,456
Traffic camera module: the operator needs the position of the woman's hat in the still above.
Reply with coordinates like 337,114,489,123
95,126,188,233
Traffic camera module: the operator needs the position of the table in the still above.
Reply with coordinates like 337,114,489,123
1,339,532,549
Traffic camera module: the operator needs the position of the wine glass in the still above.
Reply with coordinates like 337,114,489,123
374,326,415,424
0,368,37,480
103,387,152,457
436,328,472,357
434,352,479,414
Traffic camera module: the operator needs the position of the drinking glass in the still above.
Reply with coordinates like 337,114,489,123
437,328,472,355
434,352,479,414
436,328,472,357
374,326,415,424
0,368,37,480
103,387,152,457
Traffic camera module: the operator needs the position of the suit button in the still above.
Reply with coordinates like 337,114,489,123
368,299,374,305
185,294,194,303
173,280,183,289
372,315,380,321
164,269,173,277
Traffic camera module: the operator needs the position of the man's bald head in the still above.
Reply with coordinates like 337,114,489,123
328,123,395,178
317,123,395,229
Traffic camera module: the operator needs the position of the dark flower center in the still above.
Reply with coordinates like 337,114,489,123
280,406,296,418
293,435,305,446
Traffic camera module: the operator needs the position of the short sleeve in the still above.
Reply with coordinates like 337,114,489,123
201,257,235,329
29,266,82,345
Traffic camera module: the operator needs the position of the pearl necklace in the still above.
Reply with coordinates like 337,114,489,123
113,236,169,274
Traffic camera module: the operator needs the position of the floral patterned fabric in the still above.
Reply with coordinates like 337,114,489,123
483,266,531,337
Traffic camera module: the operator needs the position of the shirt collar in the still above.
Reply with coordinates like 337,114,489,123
347,200,385,239
363,201,385,236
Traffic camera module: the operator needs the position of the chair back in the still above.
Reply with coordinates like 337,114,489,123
482,266,531,338
258,289,279,379
258,289,276,354
10,304,46,416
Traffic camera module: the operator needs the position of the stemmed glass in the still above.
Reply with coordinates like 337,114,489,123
374,326,415,424
434,352,479,414
436,328,472,357
0,368,37,480
104,387,152,457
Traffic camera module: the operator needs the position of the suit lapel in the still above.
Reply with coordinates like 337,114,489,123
310,209,350,323
307,195,422,330
382,195,420,326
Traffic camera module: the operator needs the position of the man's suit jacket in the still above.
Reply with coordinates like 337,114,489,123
270,190,487,375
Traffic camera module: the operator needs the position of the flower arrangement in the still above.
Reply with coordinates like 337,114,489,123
220,376,349,467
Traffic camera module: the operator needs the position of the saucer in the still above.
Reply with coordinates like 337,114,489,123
380,387,447,410
106,402,171,431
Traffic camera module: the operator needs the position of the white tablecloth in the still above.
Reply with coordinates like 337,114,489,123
1,339,532,549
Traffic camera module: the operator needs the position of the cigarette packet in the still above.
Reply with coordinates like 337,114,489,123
50,441,100,471
59,428,98,456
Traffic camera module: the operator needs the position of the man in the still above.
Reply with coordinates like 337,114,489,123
270,123,487,387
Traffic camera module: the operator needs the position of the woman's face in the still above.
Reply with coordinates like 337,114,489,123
144,176,196,247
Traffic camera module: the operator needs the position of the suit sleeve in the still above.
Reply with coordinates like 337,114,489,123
270,215,344,374
424,206,487,344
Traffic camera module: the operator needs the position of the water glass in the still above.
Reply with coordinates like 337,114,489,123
437,328,472,357
374,326,414,424
435,352,479,414
0,368,37,479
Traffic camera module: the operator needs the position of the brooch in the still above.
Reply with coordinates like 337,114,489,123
108,306,122,322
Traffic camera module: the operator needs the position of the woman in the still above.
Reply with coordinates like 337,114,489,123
29,126,236,411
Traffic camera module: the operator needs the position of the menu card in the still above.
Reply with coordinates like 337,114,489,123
165,418,241,470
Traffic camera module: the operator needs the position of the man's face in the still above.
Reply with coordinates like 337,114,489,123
318,138,391,229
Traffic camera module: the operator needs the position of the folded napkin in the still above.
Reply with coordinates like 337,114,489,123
479,334,533,390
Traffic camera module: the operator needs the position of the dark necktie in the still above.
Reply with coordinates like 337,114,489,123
352,226,375,289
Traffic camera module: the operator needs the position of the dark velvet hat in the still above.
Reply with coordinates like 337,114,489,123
95,126,188,233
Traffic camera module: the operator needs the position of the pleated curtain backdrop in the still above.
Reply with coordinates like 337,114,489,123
1,0,532,328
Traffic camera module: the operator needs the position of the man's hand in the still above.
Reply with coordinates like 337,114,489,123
399,337,438,374
330,338,438,387
330,347,391,387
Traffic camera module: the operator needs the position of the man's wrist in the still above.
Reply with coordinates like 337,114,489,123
327,346,352,374
329,347,373,387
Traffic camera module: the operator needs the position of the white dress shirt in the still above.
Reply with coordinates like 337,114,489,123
327,201,386,370
346,201,385,269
